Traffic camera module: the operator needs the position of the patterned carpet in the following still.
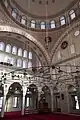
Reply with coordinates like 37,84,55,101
1,112,80,120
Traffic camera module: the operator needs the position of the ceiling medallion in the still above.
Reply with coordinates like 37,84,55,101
45,36,52,43
74,30,80,37
61,41,68,49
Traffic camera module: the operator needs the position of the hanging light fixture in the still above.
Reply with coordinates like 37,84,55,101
44,0,52,49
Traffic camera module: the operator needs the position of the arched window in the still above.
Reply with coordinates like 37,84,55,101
12,8,17,19
21,16,26,25
23,50,27,58
23,60,27,68
0,42,5,51
29,52,32,59
6,44,11,53
17,59,22,67
12,46,17,55
60,16,66,25
41,22,45,29
11,58,16,66
57,51,61,60
28,61,32,68
50,20,56,28
0,53,3,62
69,10,76,20
70,44,75,54
31,20,36,28
18,48,22,56
4,55,11,63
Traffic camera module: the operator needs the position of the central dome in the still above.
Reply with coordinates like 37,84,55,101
11,0,76,18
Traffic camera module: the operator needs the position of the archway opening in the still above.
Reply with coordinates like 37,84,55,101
25,84,38,114
5,82,22,115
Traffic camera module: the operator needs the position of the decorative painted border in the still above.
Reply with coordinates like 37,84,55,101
51,19,80,63
0,25,50,64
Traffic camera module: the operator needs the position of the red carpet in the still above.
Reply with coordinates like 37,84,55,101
1,112,80,120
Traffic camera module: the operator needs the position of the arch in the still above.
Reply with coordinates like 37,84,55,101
25,84,38,111
11,8,17,19
28,61,32,68
23,60,27,68
17,58,22,67
5,44,11,53
0,25,50,64
0,42,5,51
18,48,22,56
41,85,51,110
4,55,11,63
29,84,38,89
12,8,18,19
51,20,80,63
50,20,56,28
69,9,76,20
68,84,76,92
41,21,45,29
29,51,32,59
6,82,22,112
68,84,79,111
23,50,27,58
31,20,36,28
21,15,26,25
9,82,22,90
60,16,66,25
42,85,51,93
12,46,17,55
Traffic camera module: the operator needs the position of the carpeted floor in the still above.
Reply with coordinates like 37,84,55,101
1,112,80,120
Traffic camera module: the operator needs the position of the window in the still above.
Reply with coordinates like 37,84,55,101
28,61,32,68
50,20,56,28
69,10,76,20
52,69,56,79
31,20,36,28
12,46,17,55
0,97,3,108
4,56,11,63
60,16,66,25
11,58,16,66
6,44,11,53
23,50,27,58
12,8,17,19
57,51,61,60
0,42,5,51
13,97,18,108
70,44,75,54
66,64,71,73
26,97,29,107
23,60,27,68
21,16,26,25
18,48,22,56
29,52,32,59
41,22,45,29
75,96,79,109
17,59,22,67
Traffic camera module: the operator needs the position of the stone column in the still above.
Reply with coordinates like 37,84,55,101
1,84,8,118
1,95,6,118
21,86,26,115
65,85,70,113
51,90,54,112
